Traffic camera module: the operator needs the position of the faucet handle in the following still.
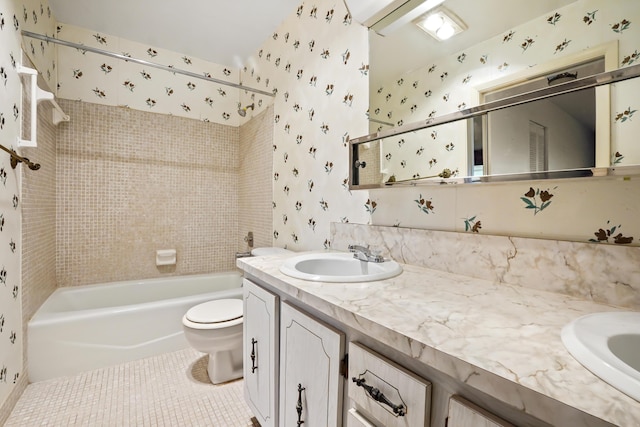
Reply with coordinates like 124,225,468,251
369,253,385,263
348,244,369,252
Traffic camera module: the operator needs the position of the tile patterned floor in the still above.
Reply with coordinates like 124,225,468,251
6,348,258,426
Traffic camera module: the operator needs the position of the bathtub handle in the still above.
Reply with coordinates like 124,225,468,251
250,338,258,373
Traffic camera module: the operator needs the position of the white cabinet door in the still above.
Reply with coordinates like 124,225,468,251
243,279,279,427
448,396,515,427
280,302,345,427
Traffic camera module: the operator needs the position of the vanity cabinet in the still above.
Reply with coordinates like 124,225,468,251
242,278,536,427
448,396,515,427
279,302,346,427
243,279,279,427
239,255,620,427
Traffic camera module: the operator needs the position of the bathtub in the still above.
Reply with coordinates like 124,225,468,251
28,272,243,382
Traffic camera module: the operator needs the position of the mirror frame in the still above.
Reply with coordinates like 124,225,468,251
349,62,640,189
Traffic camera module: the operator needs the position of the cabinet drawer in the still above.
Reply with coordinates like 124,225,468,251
348,342,432,427
448,396,515,427
347,408,377,427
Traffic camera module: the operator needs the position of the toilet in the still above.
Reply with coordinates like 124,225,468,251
182,298,243,384
183,247,292,384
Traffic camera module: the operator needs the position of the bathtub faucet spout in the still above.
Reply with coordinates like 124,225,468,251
235,251,252,258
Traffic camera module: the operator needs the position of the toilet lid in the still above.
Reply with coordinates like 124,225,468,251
186,299,243,324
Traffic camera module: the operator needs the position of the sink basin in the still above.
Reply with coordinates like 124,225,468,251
279,252,402,282
562,311,640,402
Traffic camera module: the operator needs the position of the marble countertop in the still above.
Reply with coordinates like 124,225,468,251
238,252,640,427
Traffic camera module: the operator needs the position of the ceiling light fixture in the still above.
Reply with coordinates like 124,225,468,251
416,7,466,41
370,0,445,36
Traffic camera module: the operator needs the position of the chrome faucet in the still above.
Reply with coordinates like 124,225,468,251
348,244,385,263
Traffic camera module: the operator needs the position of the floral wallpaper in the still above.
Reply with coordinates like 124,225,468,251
1,0,56,411
55,24,272,127
20,6,56,91
371,0,640,181
240,1,370,250
366,0,640,247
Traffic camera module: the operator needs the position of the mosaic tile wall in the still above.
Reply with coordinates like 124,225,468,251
20,97,56,375
239,106,275,252
55,99,240,286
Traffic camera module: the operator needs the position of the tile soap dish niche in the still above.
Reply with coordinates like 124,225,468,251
156,249,177,266
17,65,69,148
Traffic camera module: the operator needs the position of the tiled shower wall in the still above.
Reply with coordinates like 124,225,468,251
239,106,275,252
56,99,241,286
20,99,57,365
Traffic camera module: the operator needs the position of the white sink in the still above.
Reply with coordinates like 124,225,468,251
562,311,640,402
279,252,402,283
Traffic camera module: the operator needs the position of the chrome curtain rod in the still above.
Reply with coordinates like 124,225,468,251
22,30,275,98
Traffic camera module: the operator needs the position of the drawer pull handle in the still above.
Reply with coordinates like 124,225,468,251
250,338,257,373
352,377,406,417
296,383,305,426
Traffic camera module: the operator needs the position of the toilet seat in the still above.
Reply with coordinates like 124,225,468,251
186,299,243,324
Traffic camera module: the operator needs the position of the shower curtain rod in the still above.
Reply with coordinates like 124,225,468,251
22,30,275,98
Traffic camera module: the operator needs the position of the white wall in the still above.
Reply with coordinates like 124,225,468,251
488,98,594,174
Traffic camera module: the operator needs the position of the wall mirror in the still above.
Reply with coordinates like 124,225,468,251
348,0,640,188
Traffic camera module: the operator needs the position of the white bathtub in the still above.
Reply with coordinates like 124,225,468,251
28,272,243,382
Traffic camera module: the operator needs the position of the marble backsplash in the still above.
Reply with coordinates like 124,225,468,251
331,223,640,310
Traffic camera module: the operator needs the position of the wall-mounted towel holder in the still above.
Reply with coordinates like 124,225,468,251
17,65,69,148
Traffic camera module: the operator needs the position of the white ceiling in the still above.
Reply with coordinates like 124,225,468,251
48,0,301,69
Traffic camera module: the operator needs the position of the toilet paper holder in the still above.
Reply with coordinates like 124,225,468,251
156,249,177,266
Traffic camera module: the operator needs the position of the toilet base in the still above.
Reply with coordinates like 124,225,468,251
207,347,243,384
